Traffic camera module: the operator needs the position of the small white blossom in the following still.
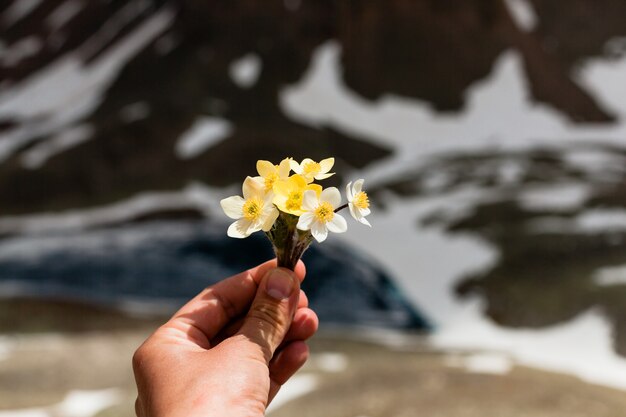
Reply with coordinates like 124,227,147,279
346,179,371,227
297,187,347,242
290,157,335,183
220,176,279,238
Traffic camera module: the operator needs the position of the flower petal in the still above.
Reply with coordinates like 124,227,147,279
314,172,335,180
359,216,371,227
320,187,341,208
290,159,302,174
327,213,347,233
242,176,263,199
302,190,319,211
353,179,364,194
345,181,354,201
297,212,315,230
307,183,323,196
220,196,245,219
256,160,275,178
261,207,279,231
278,158,292,178
227,218,252,238
349,203,360,221
310,222,328,242
319,157,334,173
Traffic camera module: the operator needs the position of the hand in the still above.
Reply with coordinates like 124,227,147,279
132,260,319,417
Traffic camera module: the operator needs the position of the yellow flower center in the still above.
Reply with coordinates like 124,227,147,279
264,172,278,191
314,202,335,224
303,161,321,176
353,191,369,210
242,197,263,221
286,191,303,211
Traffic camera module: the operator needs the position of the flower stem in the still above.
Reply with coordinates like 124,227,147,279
334,203,349,213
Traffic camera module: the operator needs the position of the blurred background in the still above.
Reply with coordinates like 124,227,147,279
2,0,626,415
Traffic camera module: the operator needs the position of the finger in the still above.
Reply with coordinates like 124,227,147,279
298,290,309,308
236,267,300,363
282,308,318,344
268,341,309,404
167,260,306,341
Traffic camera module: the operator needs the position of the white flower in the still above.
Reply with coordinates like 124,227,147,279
220,176,279,238
346,179,371,227
290,157,335,183
297,187,347,242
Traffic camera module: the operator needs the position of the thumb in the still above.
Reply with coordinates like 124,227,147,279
237,267,300,364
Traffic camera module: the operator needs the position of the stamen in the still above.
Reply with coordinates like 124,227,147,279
314,202,335,223
242,197,263,220
354,191,370,209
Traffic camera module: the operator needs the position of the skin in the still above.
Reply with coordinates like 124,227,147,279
132,260,319,417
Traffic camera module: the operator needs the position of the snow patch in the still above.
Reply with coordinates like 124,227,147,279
0,36,42,66
119,101,150,123
175,116,233,159
593,265,626,287
0,388,122,417
229,53,262,88
503,0,538,32
0,6,174,163
312,352,349,373
46,0,84,31
434,306,626,390
575,209,626,233
0,182,228,235
21,123,94,169
446,352,513,375
518,183,589,211
1,0,43,27
266,374,318,415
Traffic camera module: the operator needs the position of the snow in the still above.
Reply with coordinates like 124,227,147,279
575,209,626,233
0,6,175,163
266,374,318,415
175,116,233,159
445,352,513,375
229,53,262,89
0,388,122,417
518,183,589,211
503,0,538,32
593,265,626,287
46,0,84,31
281,40,626,390
0,36,43,67
312,352,349,373
119,101,150,123
0,0,43,27
0,182,227,235
21,123,94,169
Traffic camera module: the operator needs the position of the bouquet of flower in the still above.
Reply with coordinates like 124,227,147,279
220,157,371,270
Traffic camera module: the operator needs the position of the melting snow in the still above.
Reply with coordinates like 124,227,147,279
0,0,43,27
46,0,84,31
0,6,175,163
0,388,122,417
0,36,43,67
518,183,589,211
503,0,538,32
229,53,262,89
593,265,626,286
175,116,233,159
21,123,94,169
281,40,626,390
266,374,318,415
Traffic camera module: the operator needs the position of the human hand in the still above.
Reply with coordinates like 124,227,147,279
132,260,318,417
